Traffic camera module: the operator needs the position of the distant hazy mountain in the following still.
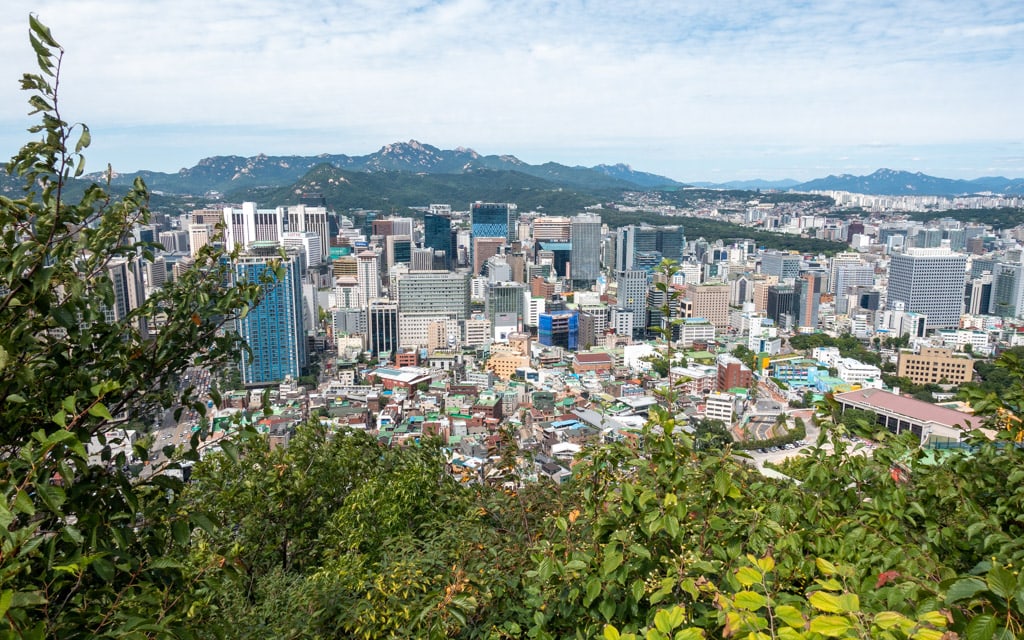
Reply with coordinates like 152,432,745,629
591,163,685,188
84,141,680,195
793,168,1024,196
689,179,801,190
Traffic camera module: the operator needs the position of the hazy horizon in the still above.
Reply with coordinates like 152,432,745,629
2,0,1023,182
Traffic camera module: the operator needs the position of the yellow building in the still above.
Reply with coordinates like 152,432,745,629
896,347,973,386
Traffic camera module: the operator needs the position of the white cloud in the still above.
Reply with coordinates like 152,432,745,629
1,0,1022,181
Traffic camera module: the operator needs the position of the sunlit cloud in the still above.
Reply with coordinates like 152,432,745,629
1,0,1022,181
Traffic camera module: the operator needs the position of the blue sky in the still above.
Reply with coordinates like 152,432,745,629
2,0,1023,182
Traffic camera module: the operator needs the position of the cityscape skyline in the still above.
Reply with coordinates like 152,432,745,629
1,0,1023,182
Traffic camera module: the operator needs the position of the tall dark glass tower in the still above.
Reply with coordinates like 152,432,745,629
423,213,454,270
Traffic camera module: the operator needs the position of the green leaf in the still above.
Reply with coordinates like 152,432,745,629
673,630,703,640
965,614,996,640
654,609,674,633
92,557,114,582
6,393,26,404
985,566,1016,599
171,519,190,546
75,124,90,153
35,483,65,514
945,577,988,604
87,401,113,421
585,577,602,606
774,605,806,628
13,490,35,516
631,579,645,603
736,566,762,587
10,591,46,609
816,558,837,576
604,625,621,640
808,615,852,637
0,590,12,620
602,550,623,577
734,590,767,611
873,611,908,630
808,591,843,613
599,597,616,621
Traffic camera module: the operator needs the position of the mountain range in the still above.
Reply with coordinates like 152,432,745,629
87,141,685,196
17,141,1024,201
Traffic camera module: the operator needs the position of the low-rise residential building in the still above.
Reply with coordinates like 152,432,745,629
896,347,974,386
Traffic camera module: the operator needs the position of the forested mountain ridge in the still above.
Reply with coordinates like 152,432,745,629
82,140,683,195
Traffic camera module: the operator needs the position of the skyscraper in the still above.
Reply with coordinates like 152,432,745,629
285,205,330,261
223,202,284,252
367,300,399,357
791,272,824,329
356,250,381,306
616,269,648,337
234,243,307,385
888,248,968,330
423,213,454,270
761,251,802,281
471,202,516,242
570,213,602,284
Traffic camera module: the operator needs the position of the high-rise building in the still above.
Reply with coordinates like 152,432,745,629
367,300,399,357
533,216,572,242
233,243,307,385
615,269,648,337
286,205,330,261
989,262,1024,318
189,224,216,257
834,264,874,314
105,257,148,338
471,202,516,242
761,251,802,281
485,282,526,338
965,273,994,316
397,271,471,319
685,282,730,330
767,284,795,328
423,213,454,270
538,310,579,350
570,213,602,284
145,255,167,291
385,235,412,269
282,231,322,270
791,272,825,329
223,202,284,252
888,248,968,330
158,230,189,254
828,253,865,294
656,225,686,264
356,250,381,306
473,237,505,275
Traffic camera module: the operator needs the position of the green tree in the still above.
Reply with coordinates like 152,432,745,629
0,19,265,637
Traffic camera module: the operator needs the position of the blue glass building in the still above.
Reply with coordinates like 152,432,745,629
234,243,307,385
539,310,579,350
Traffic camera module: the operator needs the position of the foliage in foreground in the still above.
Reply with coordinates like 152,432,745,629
0,18,265,638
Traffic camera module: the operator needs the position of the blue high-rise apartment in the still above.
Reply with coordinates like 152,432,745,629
234,243,308,385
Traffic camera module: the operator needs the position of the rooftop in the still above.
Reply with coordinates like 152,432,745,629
834,388,985,432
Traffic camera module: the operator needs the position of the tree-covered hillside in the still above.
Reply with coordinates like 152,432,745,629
228,164,612,215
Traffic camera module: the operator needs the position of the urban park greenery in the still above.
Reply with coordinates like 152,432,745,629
3,18,1024,640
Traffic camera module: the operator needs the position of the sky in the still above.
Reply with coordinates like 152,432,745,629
2,0,1023,183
